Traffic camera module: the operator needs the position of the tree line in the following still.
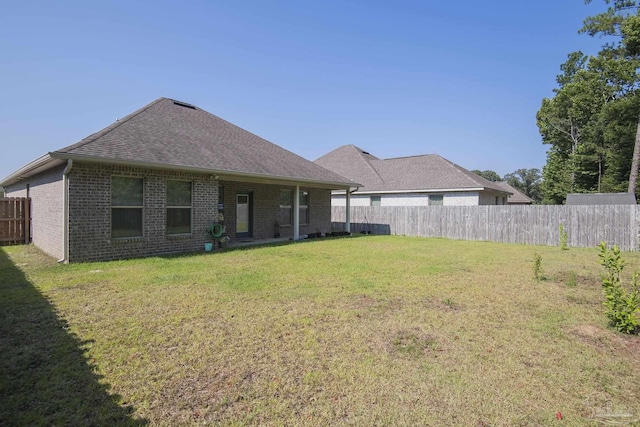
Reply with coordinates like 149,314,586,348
472,169,542,203
537,0,640,204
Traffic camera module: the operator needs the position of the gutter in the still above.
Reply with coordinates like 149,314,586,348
58,159,73,263
0,154,62,188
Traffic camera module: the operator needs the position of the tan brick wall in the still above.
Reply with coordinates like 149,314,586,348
8,162,334,262
68,163,218,262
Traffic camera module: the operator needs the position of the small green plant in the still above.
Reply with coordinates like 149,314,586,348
532,252,543,281
598,242,640,334
559,224,569,250
442,297,455,307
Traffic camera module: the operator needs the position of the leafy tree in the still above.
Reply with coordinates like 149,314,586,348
537,0,640,203
471,170,502,182
504,168,542,203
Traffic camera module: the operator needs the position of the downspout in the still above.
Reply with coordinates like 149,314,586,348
58,159,73,263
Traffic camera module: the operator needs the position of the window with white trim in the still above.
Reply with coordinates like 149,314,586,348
111,176,143,238
279,189,292,225
279,189,309,225
167,180,192,234
370,196,381,206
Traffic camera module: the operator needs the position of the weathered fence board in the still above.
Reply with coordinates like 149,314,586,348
0,198,30,245
332,205,639,251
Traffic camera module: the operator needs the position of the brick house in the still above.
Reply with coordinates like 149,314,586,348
315,145,511,206
1,98,356,262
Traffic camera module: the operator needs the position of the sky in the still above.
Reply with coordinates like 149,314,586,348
1,0,610,182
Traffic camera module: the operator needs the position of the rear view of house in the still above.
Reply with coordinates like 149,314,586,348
315,145,511,206
1,98,356,262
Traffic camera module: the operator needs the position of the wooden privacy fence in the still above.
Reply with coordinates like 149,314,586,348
0,198,30,245
331,205,639,251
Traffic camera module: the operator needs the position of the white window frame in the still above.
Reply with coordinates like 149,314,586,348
166,179,193,235
279,189,309,226
279,189,292,226
111,176,144,239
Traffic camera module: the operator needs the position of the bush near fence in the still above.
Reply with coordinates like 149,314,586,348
331,205,638,251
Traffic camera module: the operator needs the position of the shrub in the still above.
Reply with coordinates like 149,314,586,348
532,253,543,281
559,224,569,250
597,242,640,334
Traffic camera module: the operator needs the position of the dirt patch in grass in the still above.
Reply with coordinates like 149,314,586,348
570,323,640,355
554,270,601,288
391,328,440,356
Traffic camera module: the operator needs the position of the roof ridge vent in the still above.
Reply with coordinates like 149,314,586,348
173,101,196,110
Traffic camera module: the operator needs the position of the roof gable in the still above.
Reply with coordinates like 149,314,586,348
315,145,384,188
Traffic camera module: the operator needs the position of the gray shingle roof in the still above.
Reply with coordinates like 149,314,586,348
51,98,354,187
566,193,636,205
315,145,508,193
493,181,534,204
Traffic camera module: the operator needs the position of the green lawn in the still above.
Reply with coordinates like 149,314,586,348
1,236,639,426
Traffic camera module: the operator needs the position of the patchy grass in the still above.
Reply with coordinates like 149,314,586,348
2,236,640,426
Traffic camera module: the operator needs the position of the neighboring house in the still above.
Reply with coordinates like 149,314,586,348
493,181,534,205
566,193,637,205
314,145,511,206
1,98,355,262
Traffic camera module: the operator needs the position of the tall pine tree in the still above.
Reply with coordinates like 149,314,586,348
538,0,640,203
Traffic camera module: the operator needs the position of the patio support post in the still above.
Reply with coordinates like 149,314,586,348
346,188,351,233
293,185,300,240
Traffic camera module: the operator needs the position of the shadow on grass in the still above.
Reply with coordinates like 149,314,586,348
0,249,147,426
